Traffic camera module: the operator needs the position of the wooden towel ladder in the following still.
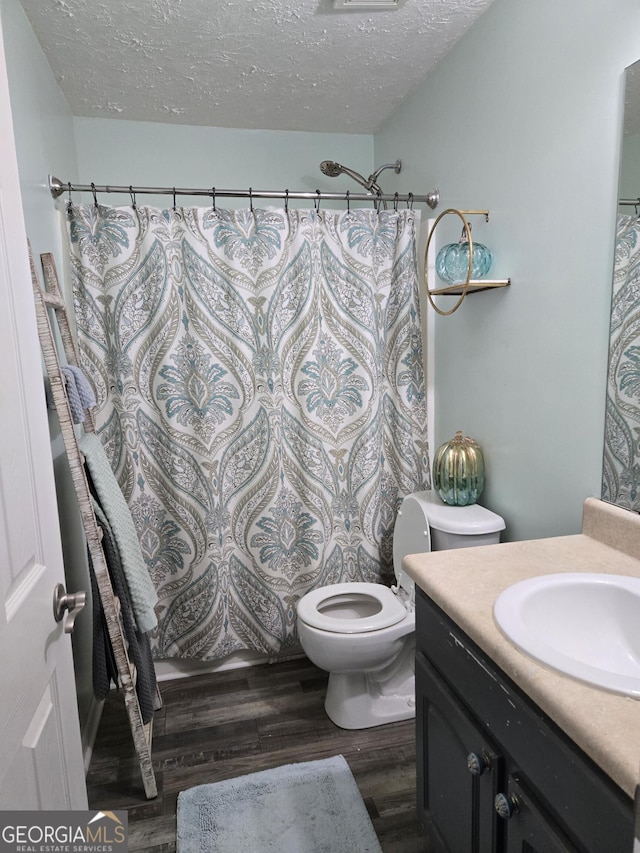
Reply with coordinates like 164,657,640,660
31,247,160,800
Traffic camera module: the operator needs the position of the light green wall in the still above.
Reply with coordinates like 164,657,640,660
375,0,640,541
72,117,374,208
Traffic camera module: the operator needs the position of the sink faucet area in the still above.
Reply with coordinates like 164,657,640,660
493,572,640,697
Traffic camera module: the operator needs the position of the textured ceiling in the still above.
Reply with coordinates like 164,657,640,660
18,0,495,133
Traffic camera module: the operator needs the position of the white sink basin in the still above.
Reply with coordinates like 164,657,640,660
493,573,640,697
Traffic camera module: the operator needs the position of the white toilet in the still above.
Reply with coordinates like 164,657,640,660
296,490,505,729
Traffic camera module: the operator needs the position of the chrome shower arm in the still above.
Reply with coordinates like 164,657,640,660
368,160,402,184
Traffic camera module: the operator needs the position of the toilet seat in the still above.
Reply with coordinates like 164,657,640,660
296,582,408,634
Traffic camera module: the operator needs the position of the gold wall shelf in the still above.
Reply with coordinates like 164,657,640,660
429,279,511,297
425,208,511,315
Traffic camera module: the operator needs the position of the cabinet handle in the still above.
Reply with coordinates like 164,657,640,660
467,752,491,776
495,793,520,820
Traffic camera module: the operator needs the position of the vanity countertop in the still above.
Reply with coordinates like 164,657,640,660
403,497,640,799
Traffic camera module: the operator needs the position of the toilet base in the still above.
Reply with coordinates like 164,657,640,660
324,672,416,729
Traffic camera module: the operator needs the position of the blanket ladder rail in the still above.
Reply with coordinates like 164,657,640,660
31,246,160,799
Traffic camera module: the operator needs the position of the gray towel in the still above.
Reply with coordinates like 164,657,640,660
61,364,96,423
91,501,157,723
80,431,158,632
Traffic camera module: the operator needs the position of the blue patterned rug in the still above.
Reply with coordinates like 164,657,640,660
176,754,382,852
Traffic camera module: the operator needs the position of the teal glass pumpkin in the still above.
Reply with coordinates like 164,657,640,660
436,228,493,284
433,431,485,506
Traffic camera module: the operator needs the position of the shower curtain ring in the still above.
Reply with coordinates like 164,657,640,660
67,182,73,211
249,187,253,212
315,189,321,212
394,192,399,212
346,190,350,213
172,187,177,211
407,192,414,210
91,182,98,207
129,185,136,208
284,189,289,212
211,187,216,212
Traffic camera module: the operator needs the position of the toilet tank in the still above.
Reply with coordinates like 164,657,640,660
393,491,506,595
407,491,505,552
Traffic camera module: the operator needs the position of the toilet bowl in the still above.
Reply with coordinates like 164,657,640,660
296,490,505,729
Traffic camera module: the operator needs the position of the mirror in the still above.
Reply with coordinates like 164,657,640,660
602,59,640,511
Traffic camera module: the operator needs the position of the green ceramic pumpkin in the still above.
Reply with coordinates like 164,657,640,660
433,431,485,506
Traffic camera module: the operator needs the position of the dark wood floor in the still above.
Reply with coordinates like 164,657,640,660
86,657,431,852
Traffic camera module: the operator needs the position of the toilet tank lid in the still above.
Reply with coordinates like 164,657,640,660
410,491,506,535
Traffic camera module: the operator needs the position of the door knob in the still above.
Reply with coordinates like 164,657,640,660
53,583,87,634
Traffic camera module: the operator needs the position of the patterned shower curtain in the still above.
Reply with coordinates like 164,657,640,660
603,213,640,510
68,203,430,660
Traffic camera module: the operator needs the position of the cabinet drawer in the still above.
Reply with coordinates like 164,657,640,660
416,588,633,852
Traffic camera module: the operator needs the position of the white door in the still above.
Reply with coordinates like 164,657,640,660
0,17,87,809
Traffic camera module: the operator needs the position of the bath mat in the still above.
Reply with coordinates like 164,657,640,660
176,754,382,853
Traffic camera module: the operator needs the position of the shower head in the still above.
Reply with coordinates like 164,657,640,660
320,160,345,178
320,160,372,190
319,159,402,195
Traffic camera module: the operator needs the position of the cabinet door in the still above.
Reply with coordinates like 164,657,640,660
416,652,502,853
498,774,579,853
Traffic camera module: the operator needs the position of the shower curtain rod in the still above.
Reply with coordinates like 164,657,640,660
48,175,440,209
619,197,640,206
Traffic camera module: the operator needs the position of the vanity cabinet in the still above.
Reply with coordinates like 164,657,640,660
415,587,634,853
